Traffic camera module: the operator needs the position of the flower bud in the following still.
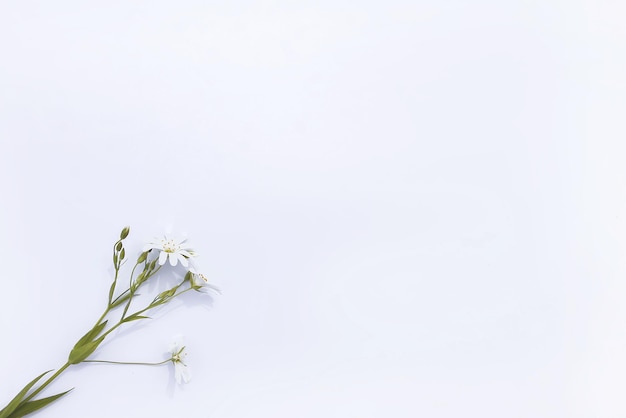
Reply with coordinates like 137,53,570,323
120,226,130,240
137,251,148,263
136,271,147,286
120,248,126,260
116,242,123,251
156,288,177,302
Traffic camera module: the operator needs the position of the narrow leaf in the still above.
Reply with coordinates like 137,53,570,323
110,291,133,309
8,389,73,418
108,280,117,304
123,315,150,323
72,321,107,351
0,371,51,418
68,336,105,364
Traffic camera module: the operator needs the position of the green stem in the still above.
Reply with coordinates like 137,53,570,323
120,288,135,321
129,262,140,285
83,359,170,366
121,265,162,321
99,321,124,340
23,363,71,403
101,284,193,340
94,306,110,328
108,241,123,305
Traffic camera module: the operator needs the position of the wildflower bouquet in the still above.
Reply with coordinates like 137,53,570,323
0,227,218,418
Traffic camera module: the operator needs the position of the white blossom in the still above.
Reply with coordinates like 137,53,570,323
144,236,196,267
168,338,191,384
189,266,221,294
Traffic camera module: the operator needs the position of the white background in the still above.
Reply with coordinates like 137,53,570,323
1,1,626,417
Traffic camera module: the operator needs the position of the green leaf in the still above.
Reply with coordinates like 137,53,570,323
156,288,176,302
8,389,73,418
108,280,117,303
72,320,108,350
68,336,105,364
123,314,150,323
0,371,51,418
110,291,133,309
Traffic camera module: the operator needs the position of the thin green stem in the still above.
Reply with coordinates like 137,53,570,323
83,359,170,366
99,321,124,340
23,363,71,403
121,264,162,321
121,290,135,320
128,262,140,288
121,262,147,320
101,283,193,340
108,241,122,304
110,288,130,306
94,306,111,328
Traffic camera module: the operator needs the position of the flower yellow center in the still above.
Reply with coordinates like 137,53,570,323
163,240,179,253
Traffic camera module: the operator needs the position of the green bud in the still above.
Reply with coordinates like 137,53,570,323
120,226,130,240
184,271,193,282
115,241,123,251
137,251,148,263
113,253,118,266
136,271,146,286
157,287,177,302
120,248,126,260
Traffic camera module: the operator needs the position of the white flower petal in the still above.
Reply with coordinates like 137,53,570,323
168,336,191,384
169,254,178,266
174,362,191,384
180,364,191,383
158,251,168,265
174,363,182,383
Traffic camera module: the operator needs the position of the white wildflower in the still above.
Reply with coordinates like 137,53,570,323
168,338,191,384
144,236,196,267
189,266,221,294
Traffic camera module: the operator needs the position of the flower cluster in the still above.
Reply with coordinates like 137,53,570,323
144,234,219,295
0,227,219,418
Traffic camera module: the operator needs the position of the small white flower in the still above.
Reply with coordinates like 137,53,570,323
189,266,221,294
168,338,191,384
144,236,196,268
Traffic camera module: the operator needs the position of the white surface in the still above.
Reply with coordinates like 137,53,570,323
1,1,625,417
